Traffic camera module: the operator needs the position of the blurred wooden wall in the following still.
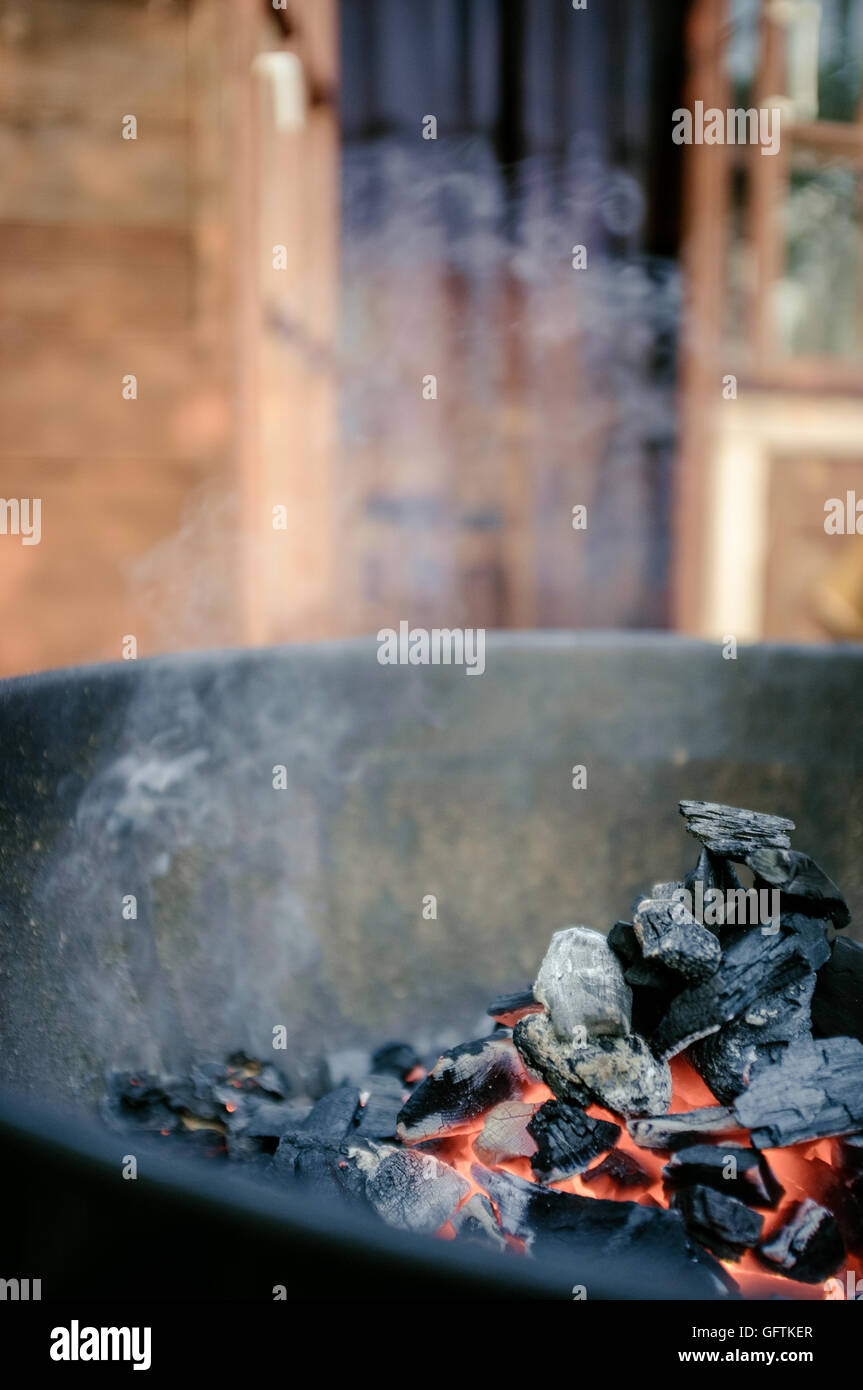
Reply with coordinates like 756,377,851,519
0,0,340,676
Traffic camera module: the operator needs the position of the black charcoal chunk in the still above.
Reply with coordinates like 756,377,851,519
451,1193,508,1251
833,1133,863,1172
582,1149,649,1189
524,1186,737,1298
472,1100,538,1165
527,1100,620,1181
512,1012,591,1105
534,926,632,1040
652,927,815,1060
663,1144,785,1209
370,1041,420,1080
747,848,850,928
680,800,793,858
365,1148,470,1235
690,970,817,1103
732,1036,863,1148
685,847,743,911
300,1084,361,1141
486,988,540,1026
101,1074,178,1134
513,1011,670,1118
812,938,863,1043
633,896,721,982
272,1129,381,1204
780,914,832,970
607,920,639,967
237,1098,313,1137
627,1105,739,1151
758,1199,845,1284
354,1075,406,1140
670,1184,763,1260
470,1163,543,1238
396,1036,529,1143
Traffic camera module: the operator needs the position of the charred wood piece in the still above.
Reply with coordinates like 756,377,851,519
486,988,541,1027
652,928,816,1060
365,1148,471,1234
627,1105,739,1151
812,938,863,1044
679,800,794,859
747,847,850,928
299,1084,361,1141
470,1162,735,1295
662,1144,785,1209
526,1188,736,1298
396,1037,529,1143
472,1100,538,1166
513,1011,671,1118
451,1193,508,1250
527,1100,620,1181
732,1036,863,1148
689,971,817,1103
633,897,721,982
685,846,743,911
534,926,632,1040
370,1041,421,1081
670,1184,763,1260
354,1075,406,1140
582,1149,649,1190
758,1199,845,1284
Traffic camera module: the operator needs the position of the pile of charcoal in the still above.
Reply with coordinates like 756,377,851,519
104,801,863,1298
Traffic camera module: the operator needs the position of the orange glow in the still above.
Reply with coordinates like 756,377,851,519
433,1054,856,1300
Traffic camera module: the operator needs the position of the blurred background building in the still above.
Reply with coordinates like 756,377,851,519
0,0,860,676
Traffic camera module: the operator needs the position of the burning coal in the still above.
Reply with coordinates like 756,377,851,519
103,800,863,1299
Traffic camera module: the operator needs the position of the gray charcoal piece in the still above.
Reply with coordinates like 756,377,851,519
670,1184,764,1260
662,1144,784,1209
533,926,632,1040
747,847,850,928
370,1041,420,1080
366,1149,471,1235
299,1084,361,1141
732,1036,863,1148
239,1098,314,1137
396,1036,530,1143
451,1193,508,1251
486,988,540,1026
527,1099,620,1181
633,897,721,983
524,1186,737,1299
472,1100,538,1165
470,1163,547,1239
353,1074,406,1140
833,1133,863,1172
627,1105,740,1151
685,846,743,907
690,971,817,1103
582,1150,649,1189
513,1011,670,1118
758,1199,845,1284
679,800,794,859
812,938,863,1043
652,928,815,1060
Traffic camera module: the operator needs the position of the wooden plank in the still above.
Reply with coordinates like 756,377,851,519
0,223,191,332
0,0,188,124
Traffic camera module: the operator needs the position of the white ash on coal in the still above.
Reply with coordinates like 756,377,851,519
533,926,632,1040
472,1100,539,1166
396,1036,530,1143
758,1198,845,1284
